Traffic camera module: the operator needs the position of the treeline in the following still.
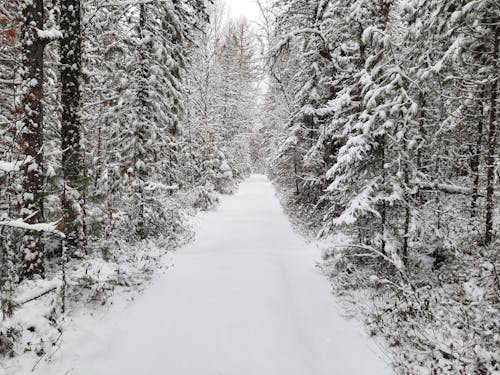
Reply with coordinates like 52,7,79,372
263,0,498,262
260,0,498,373
0,0,259,305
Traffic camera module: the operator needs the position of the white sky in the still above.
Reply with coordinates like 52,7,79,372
225,0,261,21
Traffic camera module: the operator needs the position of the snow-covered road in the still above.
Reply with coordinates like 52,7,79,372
29,175,391,375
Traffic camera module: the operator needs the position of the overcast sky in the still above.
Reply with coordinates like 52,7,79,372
225,0,261,21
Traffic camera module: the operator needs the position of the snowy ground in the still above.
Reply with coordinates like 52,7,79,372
6,175,391,375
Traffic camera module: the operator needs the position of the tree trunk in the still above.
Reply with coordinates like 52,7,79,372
20,0,46,278
135,3,148,239
403,139,411,265
378,134,387,256
61,0,85,254
471,90,484,218
484,22,499,245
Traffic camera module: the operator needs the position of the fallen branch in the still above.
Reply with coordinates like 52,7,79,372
17,287,59,306
15,279,63,305
1,281,61,320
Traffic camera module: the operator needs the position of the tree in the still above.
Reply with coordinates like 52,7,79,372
60,0,85,254
185,3,259,193
264,0,499,267
19,0,47,278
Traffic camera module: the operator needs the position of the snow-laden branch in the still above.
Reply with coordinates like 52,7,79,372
0,78,21,85
98,0,177,8
413,181,475,196
0,219,65,238
37,28,63,43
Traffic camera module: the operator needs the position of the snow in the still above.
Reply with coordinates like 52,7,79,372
0,158,32,175
8,175,391,375
0,161,20,174
14,278,62,305
413,180,474,195
0,219,65,238
36,28,63,40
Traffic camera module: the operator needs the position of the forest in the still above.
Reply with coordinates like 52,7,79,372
0,0,498,374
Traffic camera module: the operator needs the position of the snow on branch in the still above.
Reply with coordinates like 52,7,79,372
0,218,65,238
99,0,176,7
37,28,63,42
0,78,21,85
413,181,475,196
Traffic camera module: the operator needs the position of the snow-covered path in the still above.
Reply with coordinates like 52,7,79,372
30,175,391,375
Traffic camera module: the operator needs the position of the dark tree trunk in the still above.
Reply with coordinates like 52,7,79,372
20,0,46,278
471,90,484,218
484,22,499,245
60,0,85,254
403,138,411,265
377,134,387,256
135,3,148,239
